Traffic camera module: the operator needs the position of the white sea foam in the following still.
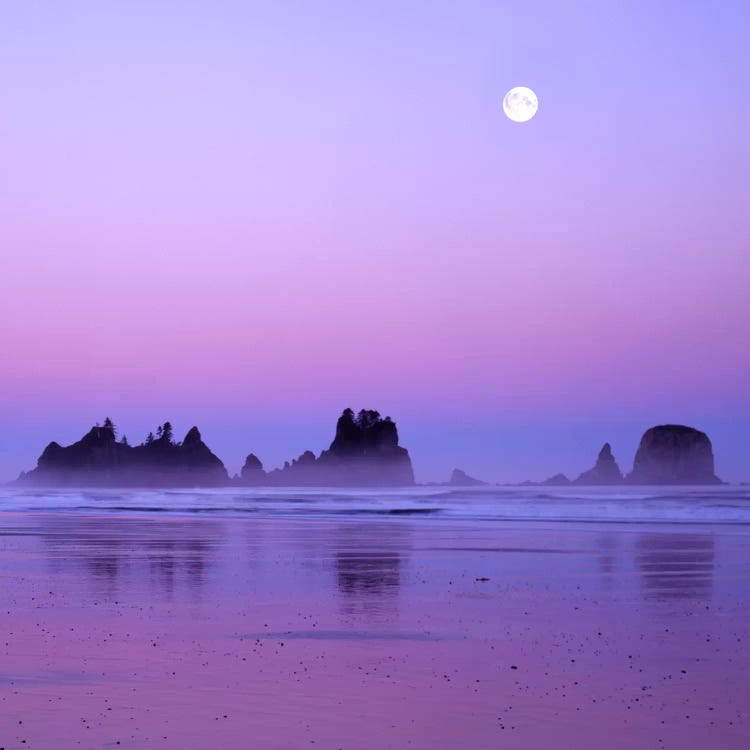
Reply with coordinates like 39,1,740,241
1,485,749,525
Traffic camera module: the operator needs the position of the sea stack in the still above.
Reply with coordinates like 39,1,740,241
19,419,228,487
254,408,415,486
314,408,415,485
575,443,623,485
241,453,265,484
627,425,721,485
177,426,228,484
541,473,571,486
447,469,487,487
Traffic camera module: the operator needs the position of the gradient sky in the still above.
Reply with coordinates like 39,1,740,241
1,1,749,483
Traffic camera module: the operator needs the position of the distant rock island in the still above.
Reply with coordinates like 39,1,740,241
240,409,415,487
627,425,720,485
525,425,722,486
538,473,571,486
575,443,623,485
19,419,228,487
19,409,415,488
15,417,724,489
446,469,488,487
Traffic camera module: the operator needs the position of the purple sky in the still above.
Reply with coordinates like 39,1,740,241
1,1,749,483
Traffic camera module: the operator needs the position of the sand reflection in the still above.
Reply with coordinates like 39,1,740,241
39,515,221,600
636,533,714,601
331,523,409,617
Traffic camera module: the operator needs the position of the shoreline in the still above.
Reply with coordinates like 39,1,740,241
0,507,748,748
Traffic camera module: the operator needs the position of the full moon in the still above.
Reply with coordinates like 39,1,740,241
503,86,538,123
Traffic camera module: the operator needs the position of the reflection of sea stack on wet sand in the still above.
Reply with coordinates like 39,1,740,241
0,499,745,748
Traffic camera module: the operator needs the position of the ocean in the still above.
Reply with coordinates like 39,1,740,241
2,483,749,524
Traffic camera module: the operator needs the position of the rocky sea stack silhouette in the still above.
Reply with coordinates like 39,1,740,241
525,425,722,486
575,443,623,485
540,473,571,486
627,425,721,485
15,416,724,489
240,453,265,483
447,469,487,487
19,419,228,487
241,408,415,487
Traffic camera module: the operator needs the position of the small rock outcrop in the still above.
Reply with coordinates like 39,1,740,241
575,443,623,485
20,419,228,487
447,469,487,487
541,473,571,486
627,425,721,485
241,453,265,484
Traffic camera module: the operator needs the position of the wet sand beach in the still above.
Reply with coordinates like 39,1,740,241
0,488,749,749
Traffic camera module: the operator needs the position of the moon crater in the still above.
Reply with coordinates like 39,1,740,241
503,86,538,123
